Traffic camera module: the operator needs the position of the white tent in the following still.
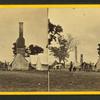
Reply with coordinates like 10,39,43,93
11,54,29,70
36,55,48,71
36,55,43,71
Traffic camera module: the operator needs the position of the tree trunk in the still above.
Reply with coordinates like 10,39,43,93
58,58,61,64
63,60,65,68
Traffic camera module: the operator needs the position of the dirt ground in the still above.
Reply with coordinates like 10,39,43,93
0,70,100,91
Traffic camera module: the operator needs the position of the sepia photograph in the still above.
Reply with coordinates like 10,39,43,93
0,8,48,91
0,7,100,92
48,8,100,91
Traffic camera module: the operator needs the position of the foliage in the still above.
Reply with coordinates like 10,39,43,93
48,19,63,46
12,42,17,56
49,34,74,64
12,42,44,57
48,19,75,66
26,44,44,55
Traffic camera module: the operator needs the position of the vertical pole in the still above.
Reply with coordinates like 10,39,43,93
48,70,50,91
47,8,50,92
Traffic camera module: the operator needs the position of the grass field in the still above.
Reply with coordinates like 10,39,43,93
0,70,48,91
50,70,100,91
0,70,100,91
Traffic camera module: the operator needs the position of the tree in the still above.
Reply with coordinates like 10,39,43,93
26,44,44,55
97,43,100,56
12,42,28,57
24,44,44,65
49,34,75,67
12,41,44,57
48,19,75,67
47,19,63,47
12,42,17,56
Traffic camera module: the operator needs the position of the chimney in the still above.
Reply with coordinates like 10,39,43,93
19,22,23,37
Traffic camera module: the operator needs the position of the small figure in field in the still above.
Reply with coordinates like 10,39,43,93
73,67,76,72
69,61,73,72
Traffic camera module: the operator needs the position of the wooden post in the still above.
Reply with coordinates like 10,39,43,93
48,69,50,91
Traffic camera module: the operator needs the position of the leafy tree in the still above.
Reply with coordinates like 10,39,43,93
12,42,17,56
48,19,75,67
49,34,74,67
24,44,44,65
47,19,63,47
26,44,44,55
12,42,44,57
12,42,27,56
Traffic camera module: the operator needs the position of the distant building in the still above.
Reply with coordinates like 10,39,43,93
49,60,64,69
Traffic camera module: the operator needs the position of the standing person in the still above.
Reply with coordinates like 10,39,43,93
89,63,92,71
69,61,73,72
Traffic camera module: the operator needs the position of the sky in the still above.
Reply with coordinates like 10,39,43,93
0,8,100,65
0,8,48,64
49,8,100,64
